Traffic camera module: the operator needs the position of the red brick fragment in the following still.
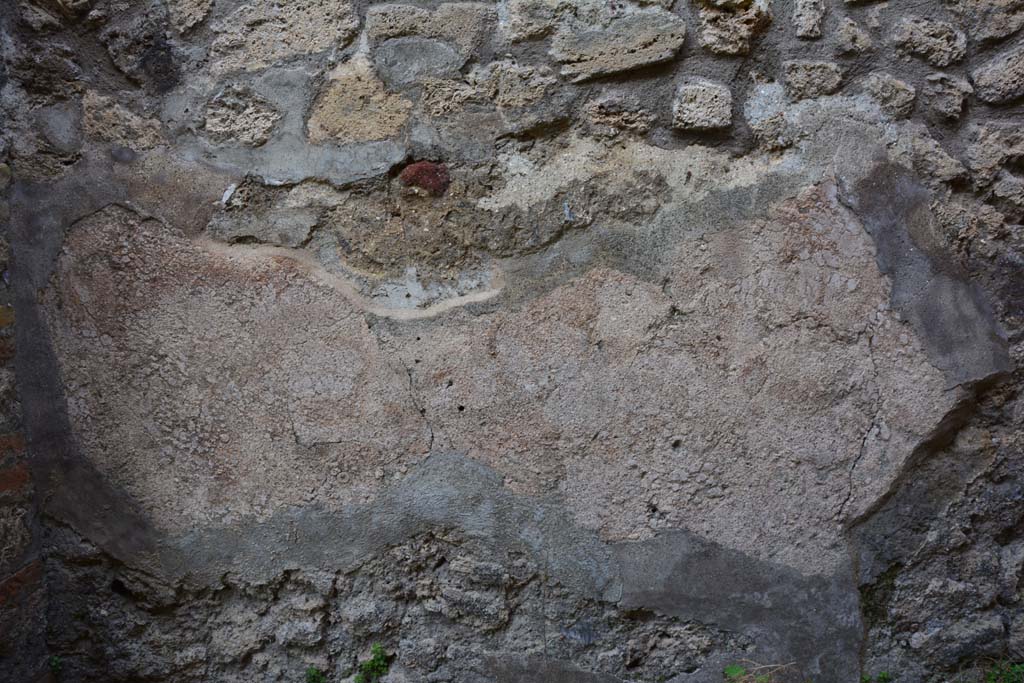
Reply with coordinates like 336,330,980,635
0,462,28,494
398,161,450,196
0,433,25,457
0,561,42,607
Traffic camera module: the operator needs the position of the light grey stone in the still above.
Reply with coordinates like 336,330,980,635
374,37,465,87
550,11,687,82
972,42,1024,103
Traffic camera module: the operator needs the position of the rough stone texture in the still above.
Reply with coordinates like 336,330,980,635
892,17,967,67
204,86,280,147
836,18,873,54
366,3,497,58
209,0,358,76
924,73,973,120
947,0,1024,43
4,0,1024,681
583,96,657,138
672,80,733,129
83,91,164,151
307,57,413,144
966,123,1024,186
863,72,917,119
504,0,611,42
550,11,687,82
783,60,844,100
971,42,1024,104
793,0,824,39
167,0,211,33
695,0,772,55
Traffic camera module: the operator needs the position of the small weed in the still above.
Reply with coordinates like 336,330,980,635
49,656,63,675
725,664,748,680
723,661,793,682
986,662,1024,683
353,644,390,683
305,666,327,683
863,673,894,683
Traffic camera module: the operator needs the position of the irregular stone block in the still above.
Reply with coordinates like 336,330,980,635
972,42,1024,104
504,0,609,42
992,171,1024,220
472,61,559,109
209,0,358,75
366,3,497,57
966,123,1024,185
915,613,1007,667
836,17,873,54
307,56,413,144
374,37,465,87
82,91,164,151
695,0,772,55
863,72,916,119
33,101,81,155
168,0,212,33
910,132,967,183
793,0,824,38
783,60,843,100
19,3,61,32
550,11,686,82
584,96,657,138
924,73,973,119
672,79,733,130
204,86,280,147
946,0,1024,44
417,60,570,140
892,17,966,67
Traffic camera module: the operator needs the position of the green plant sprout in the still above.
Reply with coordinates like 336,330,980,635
353,644,390,683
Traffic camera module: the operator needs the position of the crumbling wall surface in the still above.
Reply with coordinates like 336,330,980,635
1,0,1023,681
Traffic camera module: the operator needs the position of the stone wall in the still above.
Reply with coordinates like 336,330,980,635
0,230,47,680
1,0,1023,681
